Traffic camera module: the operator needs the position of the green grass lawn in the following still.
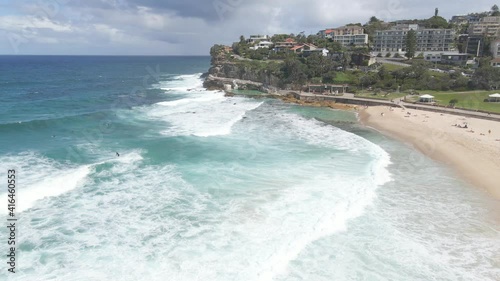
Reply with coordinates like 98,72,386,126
381,63,408,72
334,72,356,84
416,91,500,114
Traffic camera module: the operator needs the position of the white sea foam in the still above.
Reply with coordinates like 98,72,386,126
0,152,91,214
144,73,264,137
249,119,392,280
5,104,498,281
10,161,211,281
148,92,263,137
157,73,206,93
0,151,143,214
156,93,223,107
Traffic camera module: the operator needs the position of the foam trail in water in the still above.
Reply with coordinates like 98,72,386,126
236,112,393,280
0,151,143,214
0,152,91,214
157,73,206,93
148,91,263,137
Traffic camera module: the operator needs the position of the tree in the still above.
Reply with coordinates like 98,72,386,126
369,16,380,24
364,16,390,45
282,58,307,89
377,65,387,79
341,52,352,70
322,71,337,83
270,34,290,43
359,74,377,90
492,5,500,16
239,35,245,44
426,16,449,28
449,98,459,106
471,61,500,89
405,29,417,59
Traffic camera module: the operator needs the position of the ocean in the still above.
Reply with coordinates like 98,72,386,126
0,56,498,281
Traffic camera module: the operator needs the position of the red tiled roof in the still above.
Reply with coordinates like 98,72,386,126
285,38,295,43
290,45,304,51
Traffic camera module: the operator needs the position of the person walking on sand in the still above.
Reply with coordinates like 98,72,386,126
489,129,491,135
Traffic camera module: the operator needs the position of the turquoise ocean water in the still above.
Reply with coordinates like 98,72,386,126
0,56,498,280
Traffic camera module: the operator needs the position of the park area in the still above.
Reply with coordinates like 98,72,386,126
408,91,500,114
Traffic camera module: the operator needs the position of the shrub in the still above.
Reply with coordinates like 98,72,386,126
385,52,392,58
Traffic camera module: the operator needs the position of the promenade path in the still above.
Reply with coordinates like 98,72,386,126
276,90,500,122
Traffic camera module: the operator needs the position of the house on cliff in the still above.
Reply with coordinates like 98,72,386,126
290,43,318,54
249,41,273,50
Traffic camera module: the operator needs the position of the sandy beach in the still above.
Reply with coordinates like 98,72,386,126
360,106,500,200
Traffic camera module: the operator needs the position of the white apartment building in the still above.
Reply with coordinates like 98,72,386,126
373,25,456,53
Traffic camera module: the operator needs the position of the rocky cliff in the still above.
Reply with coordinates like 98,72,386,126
203,45,282,93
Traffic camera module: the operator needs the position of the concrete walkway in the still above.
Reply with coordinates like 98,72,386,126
400,102,500,122
277,90,500,122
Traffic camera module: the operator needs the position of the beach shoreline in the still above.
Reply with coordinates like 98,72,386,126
226,91,500,199
359,106,500,200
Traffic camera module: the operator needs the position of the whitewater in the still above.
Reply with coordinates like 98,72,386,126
0,56,498,281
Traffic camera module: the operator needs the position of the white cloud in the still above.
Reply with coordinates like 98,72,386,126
0,15,72,32
0,0,497,55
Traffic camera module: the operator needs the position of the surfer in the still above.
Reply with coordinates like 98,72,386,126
116,152,120,157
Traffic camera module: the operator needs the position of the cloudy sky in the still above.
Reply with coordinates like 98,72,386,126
0,0,496,55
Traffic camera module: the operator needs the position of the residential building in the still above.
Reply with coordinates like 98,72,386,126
290,44,317,54
373,25,456,53
302,48,329,57
246,35,270,44
424,52,468,65
332,34,368,46
464,35,484,56
469,16,500,37
490,39,500,58
318,26,367,47
328,25,364,37
424,53,442,63
490,57,500,67
417,29,456,52
249,41,273,50
450,14,481,26
440,53,469,65
273,38,296,52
